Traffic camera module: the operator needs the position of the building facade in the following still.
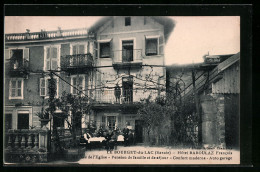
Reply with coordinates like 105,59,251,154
4,17,175,144
88,16,174,143
4,28,95,131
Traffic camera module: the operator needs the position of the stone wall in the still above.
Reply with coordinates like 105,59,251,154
200,94,226,148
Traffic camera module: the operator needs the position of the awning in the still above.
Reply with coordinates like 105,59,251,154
145,35,160,39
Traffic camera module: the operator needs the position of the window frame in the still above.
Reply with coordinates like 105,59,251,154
97,39,112,58
119,37,136,61
44,45,61,71
70,43,87,55
39,76,59,98
70,75,85,95
7,48,30,69
16,110,32,130
9,78,24,100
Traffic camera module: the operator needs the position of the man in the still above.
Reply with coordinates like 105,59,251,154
123,126,130,146
114,84,121,103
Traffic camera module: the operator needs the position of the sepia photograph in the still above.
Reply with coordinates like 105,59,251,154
3,5,247,166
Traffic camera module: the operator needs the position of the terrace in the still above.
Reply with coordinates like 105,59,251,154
5,28,94,42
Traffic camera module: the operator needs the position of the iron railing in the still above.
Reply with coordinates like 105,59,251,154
113,49,143,64
61,54,93,69
91,88,162,104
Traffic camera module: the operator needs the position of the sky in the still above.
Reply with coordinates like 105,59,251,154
5,16,240,65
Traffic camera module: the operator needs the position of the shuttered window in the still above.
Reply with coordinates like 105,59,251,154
72,44,85,55
145,35,164,56
44,46,60,70
146,38,158,56
71,75,85,95
9,79,23,99
40,78,58,97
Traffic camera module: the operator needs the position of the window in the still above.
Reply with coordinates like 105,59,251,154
71,75,85,95
72,44,85,55
125,17,131,26
5,114,12,130
107,116,116,130
5,48,29,70
44,46,60,70
40,77,58,97
100,42,110,58
146,38,158,56
122,40,134,62
17,113,29,129
9,79,23,99
70,44,86,66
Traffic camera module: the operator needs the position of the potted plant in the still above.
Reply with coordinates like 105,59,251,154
36,110,50,128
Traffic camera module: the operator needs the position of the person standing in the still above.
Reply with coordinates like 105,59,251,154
114,84,121,103
123,126,130,146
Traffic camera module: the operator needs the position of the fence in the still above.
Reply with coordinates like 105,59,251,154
93,88,161,104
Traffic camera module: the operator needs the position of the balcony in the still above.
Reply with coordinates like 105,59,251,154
8,59,29,77
61,54,93,73
91,88,161,106
112,49,143,69
5,28,94,42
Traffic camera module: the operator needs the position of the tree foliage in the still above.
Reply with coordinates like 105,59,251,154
54,92,90,148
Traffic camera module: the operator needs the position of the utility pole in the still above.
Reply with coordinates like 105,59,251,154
191,69,202,145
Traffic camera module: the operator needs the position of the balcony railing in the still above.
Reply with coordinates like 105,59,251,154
4,129,50,163
113,49,143,64
5,28,92,42
91,88,161,104
8,59,29,76
61,54,93,70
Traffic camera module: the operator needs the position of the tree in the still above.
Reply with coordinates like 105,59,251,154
54,92,90,148
138,96,174,145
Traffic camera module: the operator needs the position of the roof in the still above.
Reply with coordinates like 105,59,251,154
89,16,175,43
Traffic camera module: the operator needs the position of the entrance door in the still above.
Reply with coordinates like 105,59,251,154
135,120,144,143
122,40,133,62
107,116,116,130
122,77,133,103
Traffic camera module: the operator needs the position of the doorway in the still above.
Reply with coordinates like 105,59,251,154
122,40,133,62
122,77,133,103
135,120,144,143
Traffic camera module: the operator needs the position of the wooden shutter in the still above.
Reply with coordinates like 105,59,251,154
40,78,46,96
72,45,77,55
72,77,77,95
159,35,164,55
51,47,58,70
45,47,51,70
23,48,29,61
79,44,85,54
5,49,10,60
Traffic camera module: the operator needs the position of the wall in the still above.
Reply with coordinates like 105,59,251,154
200,94,226,148
95,16,166,102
